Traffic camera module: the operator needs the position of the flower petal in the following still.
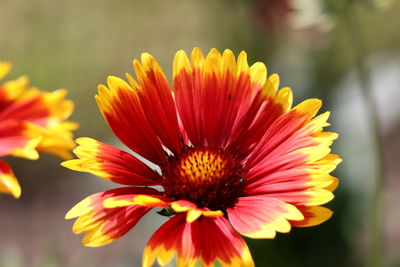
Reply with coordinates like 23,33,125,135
133,53,181,154
173,48,292,156
0,82,77,160
62,137,161,186
29,89,77,158
174,48,263,149
243,109,339,207
170,200,223,223
203,49,255,148
173,49,202,146
0,62,11,80
31,121,78,160
143,214,254,267
259,189,334,207
0,120,41,159
245,169,338,197
103,194,170,209
142,214,199,267
0,88,73,128
96,77,165,163
199,216,254,267
0,76,28,103
274,87,293,112
0,160,21,198
66,187,160,247
290,206,333,227
227,90,286,157
227,196,303,239
245,163,336,207
227,76,296,158
245,99,323,167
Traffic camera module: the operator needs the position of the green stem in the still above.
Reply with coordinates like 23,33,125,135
343,6,385,267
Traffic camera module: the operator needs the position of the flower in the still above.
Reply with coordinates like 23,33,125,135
63,48,341,266
0,62,78,198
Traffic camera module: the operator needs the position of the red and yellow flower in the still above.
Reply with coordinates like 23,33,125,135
0,62,77,198
63,48,341,266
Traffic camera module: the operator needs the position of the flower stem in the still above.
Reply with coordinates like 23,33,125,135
343,5,385,267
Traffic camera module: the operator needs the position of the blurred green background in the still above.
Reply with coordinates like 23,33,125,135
1,0,400,266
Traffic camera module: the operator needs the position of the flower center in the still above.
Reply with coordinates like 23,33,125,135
179,150,228,182
161,148,245,211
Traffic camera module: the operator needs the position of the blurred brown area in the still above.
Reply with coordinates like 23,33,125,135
384,119,400,262
1,0,400,266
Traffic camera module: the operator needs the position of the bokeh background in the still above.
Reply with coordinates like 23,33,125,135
1,0,400,266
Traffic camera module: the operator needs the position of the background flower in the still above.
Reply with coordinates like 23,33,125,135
0,62,77,198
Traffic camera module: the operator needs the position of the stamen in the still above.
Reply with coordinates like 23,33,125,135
180,150,227,182
162,147,244,211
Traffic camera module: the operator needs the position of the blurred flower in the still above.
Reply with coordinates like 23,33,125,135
63,48,340,266
0,62,78,198
253,0,334,32
252,0,295,32
252,0,335,48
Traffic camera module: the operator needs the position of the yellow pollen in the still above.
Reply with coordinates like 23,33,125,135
179,150,227,182
162,148,244,210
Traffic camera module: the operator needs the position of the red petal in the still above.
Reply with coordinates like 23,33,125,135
143,214,200,267
62,138,161,186
0,120,40,159
173,49,204,146
133,54,182,154
0,160,21,198
199,216,254,266
227,95,286,157
174,48,260,149
246,109,309,168
96,77,165,163
66,187,160,247
143,214,254,267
